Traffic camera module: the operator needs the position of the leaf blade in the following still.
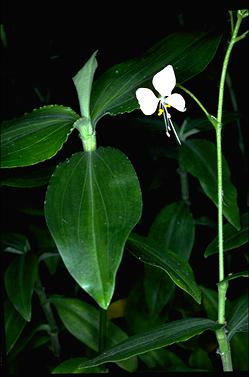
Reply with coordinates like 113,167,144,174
78,318,220,368
127,233,201,304
1,105,79,168
45,147,142,309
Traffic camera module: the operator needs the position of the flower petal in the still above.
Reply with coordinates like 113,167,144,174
165,93,186,112
136,88,159,115
152,65,176,97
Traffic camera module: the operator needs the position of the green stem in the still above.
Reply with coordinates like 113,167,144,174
74,117,97,152
178,165,190,205
215,10,248,371
35,276,60,358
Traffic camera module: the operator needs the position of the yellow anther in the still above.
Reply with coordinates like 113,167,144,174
158,108,164,116
166,104,171,108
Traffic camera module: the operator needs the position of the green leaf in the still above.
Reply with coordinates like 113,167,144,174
227,294,249,340
205,213,248,257
200,286,218,321
4,254,38,321
90,32,221,124
189,348,213,371
224,271,249,282
52,358,107,374
78,318,220,369
45,147,142,309
139,348,185,369
73,50,98,118
1,232,30,254
4,300,26,354
50,296,137,372
127,233,201,304
230,333,249,371
0,105,79,168
149,201,195,260
0,165,54,187
180,139,240,230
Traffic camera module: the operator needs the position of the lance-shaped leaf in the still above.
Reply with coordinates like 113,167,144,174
127,233,201,304
4,300,26,354
50,296,137,372
4,254,38,321
52,358,107,374
180,139,240,230
73,50,98,119
45,147,142,309
78,318,220,369
0,105,79,168
144,201,195,316
205,212,248,257
149,201,195,260
227,294,249,340
90,32,221,124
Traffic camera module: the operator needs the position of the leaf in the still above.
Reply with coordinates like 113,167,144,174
149,201,195,260
1,232,30,254
180,139,240,230
224,271,249,282
200,286,218,321
45,147,142,309
189,348,213,371
73,50,98,118
50,296,137,372
205,213,248,257
90,32,222,124
127,233,201,304
4,300,26,354
139,348,185,369
78,318,220,369
227,294,249,340
0,105,79,168
230,333,249,371
4,254,38,321
0,165,54,187
52,358,107,374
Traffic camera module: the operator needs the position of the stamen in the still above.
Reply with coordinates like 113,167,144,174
169,118,181,145
158,108,164,116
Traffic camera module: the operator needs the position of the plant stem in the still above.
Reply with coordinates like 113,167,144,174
35,276,60,358
215,10,248,371
178,165,190,205
98,308,107,353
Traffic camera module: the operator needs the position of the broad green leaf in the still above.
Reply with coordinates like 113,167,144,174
78,318,220,369
0,105,79,168
52,358,107,374
149,201,195,260
139,348,185,369
180,139,240,230
0,165,54,187
90,32,221,124
205,213,248,257
4,300,26,354
1,232,30,254
200,286,218,321
230,333,249,371
144,201,195,316
73,50,98,118
4,254,38,321
227,294,249,340
50,296,137,372
189,348,213,371
127,233,201,304
45,147,142,310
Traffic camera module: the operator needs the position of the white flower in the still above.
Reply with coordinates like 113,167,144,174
135,65,186,145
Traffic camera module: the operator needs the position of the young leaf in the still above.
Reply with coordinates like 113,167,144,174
0,105,79,168
78,318,220,369
4,254,38,321
149,201,195,260
1,232,30,254
45,147,142,309
4,300,26,354
127,233,201,304
72,50,98,119
205,212,248,257
50,296,137,372
90,32,222,124
227,294,249,340
180,139,240,230
1,165,54,188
